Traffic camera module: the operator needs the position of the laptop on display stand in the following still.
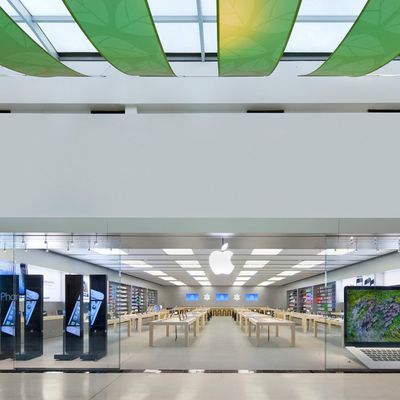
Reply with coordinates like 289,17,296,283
344,286,400,369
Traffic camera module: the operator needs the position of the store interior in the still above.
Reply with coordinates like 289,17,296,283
0,233,399,371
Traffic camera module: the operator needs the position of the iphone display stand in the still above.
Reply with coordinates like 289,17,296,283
81,275,108,361
55,275,83,361
16,275,44,361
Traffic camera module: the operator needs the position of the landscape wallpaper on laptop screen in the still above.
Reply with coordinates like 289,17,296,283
346,289,400,343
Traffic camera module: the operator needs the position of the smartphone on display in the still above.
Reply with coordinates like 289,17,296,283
1,301,16,336
89,289,104,327
25,289,39,325
66,296,81,336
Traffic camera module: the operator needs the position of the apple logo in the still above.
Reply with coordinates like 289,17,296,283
234,294,240,301
209,242,235,275
204,293,211,301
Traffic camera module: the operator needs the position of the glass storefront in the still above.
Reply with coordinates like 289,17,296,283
0,233,399,371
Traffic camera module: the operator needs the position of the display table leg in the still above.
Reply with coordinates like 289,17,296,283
256,324,260,347
185,325,189,347
194,321,197,337
166,325,170,337
291,324,295,347
276,325,279,337
149,325,154,346
248,323,251,337
302,318,307,333
127,320,131,337
314,321,318,337
138,318,143,333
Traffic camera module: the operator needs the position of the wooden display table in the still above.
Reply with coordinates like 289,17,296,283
248,317,296,347
313,316,344,346
108,316,132,337
149,316,197,347
130,310,170,333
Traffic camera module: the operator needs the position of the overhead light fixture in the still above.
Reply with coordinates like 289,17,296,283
243,260,269,268
268,277,285,281
145,270,167,276
160,277,176,281
209,242,234,275
93,248,127,256
318,249,354,256
176,260,201,268
199,281,211,286
187,271,206,276
163,249,194,255
194,277,209,281
233,281,245,286
235,277,250,281
121,260,152,268
251,249,282,255
292,260,324,269
239,271,257,276
278,270,301,276
171,281,186,286
258,281,273,286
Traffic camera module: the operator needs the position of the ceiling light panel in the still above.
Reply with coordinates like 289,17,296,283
292,260,324,269
258,281,273,286
187,271,206,276
268,277,285,281
176,260,201,268
145,270,167,276
233,282,245,286
243,260,269,268
171,281,186,286
251,249,282,255
319,249,354,256
199,281,211,286
239,271,258,276
92,248,127,256
194,277,209,281
235,277,250,281
121,260,152,268
147,0,198,16
163,249,194,255
160,277,176,281
278,271,301,276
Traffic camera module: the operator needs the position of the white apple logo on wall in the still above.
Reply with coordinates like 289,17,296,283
209,242,234,275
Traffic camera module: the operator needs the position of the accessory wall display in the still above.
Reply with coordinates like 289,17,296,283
54,275,83,360
16,275,44,360
81,275,108,361
0,274,20,359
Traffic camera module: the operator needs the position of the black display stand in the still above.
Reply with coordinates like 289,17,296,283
0,274,20,360
54,275,83,361
81,275,108,361
16,275,44,360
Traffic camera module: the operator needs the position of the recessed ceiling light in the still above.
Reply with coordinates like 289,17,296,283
233,281,245,286
243,260,269,268
292,260,324,269
236,277,250,281
145,270,167,276
268,277,285,281
163,249,194,255
251,249,282,255
121,260,152,268
278,270,301,276
194,277,209,281
239,271,258,276
171,281,186,286
318,249,354,256
93,248,127,256
258,281,273,286
176,260,201,268
199,281,211,286
160,277,176,281
187,271,206,276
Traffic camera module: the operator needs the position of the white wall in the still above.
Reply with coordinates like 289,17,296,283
1,113,400,234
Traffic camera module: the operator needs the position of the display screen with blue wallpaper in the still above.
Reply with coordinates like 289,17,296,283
216,293,229,301
186,293,199,301
246,293,259,301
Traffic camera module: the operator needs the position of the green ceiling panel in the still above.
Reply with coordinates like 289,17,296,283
63,0,174,77
218,0,301,77
309,0,400,77
0,7,82,77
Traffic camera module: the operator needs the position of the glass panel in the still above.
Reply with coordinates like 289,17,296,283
155,23,200,52
17,22,45,48
326,236,400,371
201,0,217,16
298,0,368,16
285,22,353,53
203,22,217,53
38,23,97,52
21,0,71,16
0,0,18,16
148,0,198,16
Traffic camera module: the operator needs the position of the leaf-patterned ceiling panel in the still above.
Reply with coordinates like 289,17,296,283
218,0,301,77
309,0,400,77
0,6,82,77
63,0,174,77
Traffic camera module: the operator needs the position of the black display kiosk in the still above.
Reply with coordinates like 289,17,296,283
54,275,83,361
81,275,108,361
16,275,44,360
0,274,20,360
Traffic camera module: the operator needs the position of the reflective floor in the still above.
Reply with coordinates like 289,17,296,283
0,372,398,400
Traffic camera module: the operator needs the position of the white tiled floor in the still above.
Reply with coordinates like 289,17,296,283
0,373,399,400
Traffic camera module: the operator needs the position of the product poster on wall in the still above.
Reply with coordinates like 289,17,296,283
28,265,63,302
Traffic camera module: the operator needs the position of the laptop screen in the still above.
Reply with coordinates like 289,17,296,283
344,287,400,347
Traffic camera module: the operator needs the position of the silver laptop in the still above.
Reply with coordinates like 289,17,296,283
345,286,400,369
